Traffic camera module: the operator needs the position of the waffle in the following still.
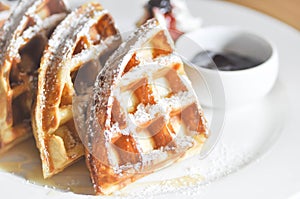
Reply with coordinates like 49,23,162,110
86,19,209,195
32,2,121,178
0,0,68,154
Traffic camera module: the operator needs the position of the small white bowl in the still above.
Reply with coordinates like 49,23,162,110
176,26,279,108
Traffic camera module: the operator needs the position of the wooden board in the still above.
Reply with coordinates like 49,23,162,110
226,0,300,31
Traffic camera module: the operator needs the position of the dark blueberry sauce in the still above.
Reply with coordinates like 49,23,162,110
147,0,172,14
191,50,263,71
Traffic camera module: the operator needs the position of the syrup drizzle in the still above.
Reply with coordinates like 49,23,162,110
0,138,205,196
0,138,93,195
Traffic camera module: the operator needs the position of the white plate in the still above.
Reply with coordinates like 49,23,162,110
1,0,300,198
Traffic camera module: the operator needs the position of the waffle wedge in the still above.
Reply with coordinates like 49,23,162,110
86,19,209,195
32,2,121,178
0,0,68,154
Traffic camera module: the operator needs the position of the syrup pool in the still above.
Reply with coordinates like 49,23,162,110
0,138,94,195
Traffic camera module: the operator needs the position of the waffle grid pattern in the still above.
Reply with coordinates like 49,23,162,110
0,0,67,153
87,19,208,195
32,2,121,178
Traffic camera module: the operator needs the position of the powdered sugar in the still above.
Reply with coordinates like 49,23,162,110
0,0,39,63
140,150,168,167
115,142,254,198
131,91,196,125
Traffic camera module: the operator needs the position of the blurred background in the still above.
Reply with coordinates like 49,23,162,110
226,0,300,30
2,0,299,30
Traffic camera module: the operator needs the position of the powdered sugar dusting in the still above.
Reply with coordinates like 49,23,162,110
114,142,254,198
36,2,121,129
118,54,182,87
87,18,210,195
30,2,122,179
0,0,41,64
140,150,168,167
131,91,196,125
87,19,172,149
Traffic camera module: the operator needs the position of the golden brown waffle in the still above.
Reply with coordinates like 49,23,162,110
32,2,121,178
86,19,209,195
0,0,68,154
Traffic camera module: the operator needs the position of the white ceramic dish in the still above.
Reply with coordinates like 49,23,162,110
1,0,300,199
176,26,279,108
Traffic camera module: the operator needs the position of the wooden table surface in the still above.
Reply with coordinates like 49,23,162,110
226,0,300,31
